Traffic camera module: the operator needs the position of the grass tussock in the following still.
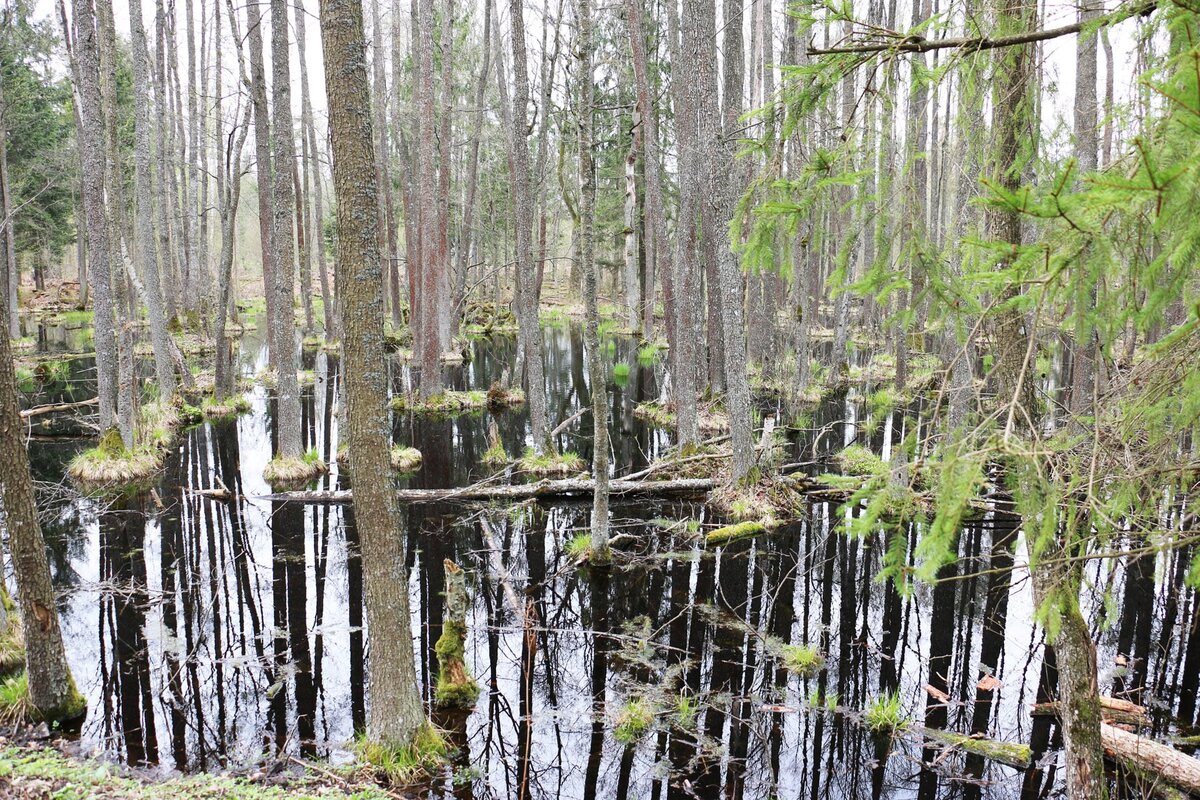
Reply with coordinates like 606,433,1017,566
613,698,656,745
255,369,318,389
0,625,25,678
263,450,328,487
709,475,807,525
632,401,729,433
486,382,526,410
516,448,586,477
68,427,163,489
354,723,448,786
863,692,909,735
0,673,32,726
390,446,423,473
391,390,488,417
201,394,252,420
779,644,825,678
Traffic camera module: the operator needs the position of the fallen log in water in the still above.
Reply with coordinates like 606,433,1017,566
20,397,99,418
1032,695,1148,727
255,476,721,504
1102,723,1200,796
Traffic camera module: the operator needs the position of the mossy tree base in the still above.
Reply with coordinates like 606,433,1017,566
434,561,479,710
354,722,449,786
67,427,163,490
0,672,87,726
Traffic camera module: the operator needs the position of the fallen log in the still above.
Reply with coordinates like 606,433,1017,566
20,397,99,418
1032,695,1148,727
1102,722,1200,796
255,476,720,504
919,727,1031,769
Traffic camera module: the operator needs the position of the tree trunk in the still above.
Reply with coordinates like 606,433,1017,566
454,0,494,317
129,0,179,399
0,257,84,722
318,0,429,744
500,0,551,452
71,0,119,433
247,0,276,360
415,0,442,395
270,0,304,459
0,75,19,340
577,0,609,559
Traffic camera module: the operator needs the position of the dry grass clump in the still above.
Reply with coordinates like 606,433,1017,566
709,475,807,524
67,427,163,489
391,390,488,416
202,394,252,420
0,623,25,677
486,382,526,410
263,451,328,487
390,446,423,473
633,401,729,433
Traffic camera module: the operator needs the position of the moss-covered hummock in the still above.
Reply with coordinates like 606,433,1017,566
516,448,586,477
632,401,730,433
433,562,479,710
390,390,489,417
613,698,656,745
0,743,394,798
263,451,328,487
354,722,448,785
67,427,162,489
255,368,318,389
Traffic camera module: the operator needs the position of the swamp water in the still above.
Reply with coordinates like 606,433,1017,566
13,317,1200,799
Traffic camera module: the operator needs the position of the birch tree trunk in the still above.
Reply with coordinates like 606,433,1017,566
318,0,430,745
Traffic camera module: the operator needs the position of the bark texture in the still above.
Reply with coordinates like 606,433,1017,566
319,0,429,744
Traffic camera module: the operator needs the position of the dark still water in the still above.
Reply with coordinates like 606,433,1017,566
15,319,1200,799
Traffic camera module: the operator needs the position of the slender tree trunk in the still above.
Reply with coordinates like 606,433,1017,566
435,0,454,351
690,0,754,480
129,0,178,398
270,0,304,459
155,0,180,323
577,0,609,558
415,0,442,394
318,0,429,744
500,0,551,452
455,0,493,317
247,0,275,359
295,0,336,338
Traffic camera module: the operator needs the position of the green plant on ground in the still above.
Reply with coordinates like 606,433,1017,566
68,427,163,488
674,693,698,730
779,644,825,678
390,446,423,473
565,533,594,560
517,448,586,476
263,449,328,487
201,394,252,420
391,390,489,417
613,698,656,745
354,723,448,785
863,692,908,735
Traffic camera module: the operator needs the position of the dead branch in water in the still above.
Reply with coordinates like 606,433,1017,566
255,476,725,504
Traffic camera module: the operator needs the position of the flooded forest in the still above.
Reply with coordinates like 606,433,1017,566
0,0,1199,795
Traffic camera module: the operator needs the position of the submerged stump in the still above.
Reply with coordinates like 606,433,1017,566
434,560,480,709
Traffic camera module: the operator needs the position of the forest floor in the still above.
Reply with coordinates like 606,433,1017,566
0,736,402,799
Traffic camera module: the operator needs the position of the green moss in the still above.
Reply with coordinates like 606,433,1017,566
921,728,1031,768
354,723,448,785
779,644,825,678
705,521,768,547
68,429,163,490
834,444,887,477
433,620,480,710
633,401,675,427
15,364,36,393
613,362,631,385
517,448,586,477
637,342,663,366
613,698,655,745
0,743,394,798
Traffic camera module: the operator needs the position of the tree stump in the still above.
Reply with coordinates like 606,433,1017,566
434,560,480,709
